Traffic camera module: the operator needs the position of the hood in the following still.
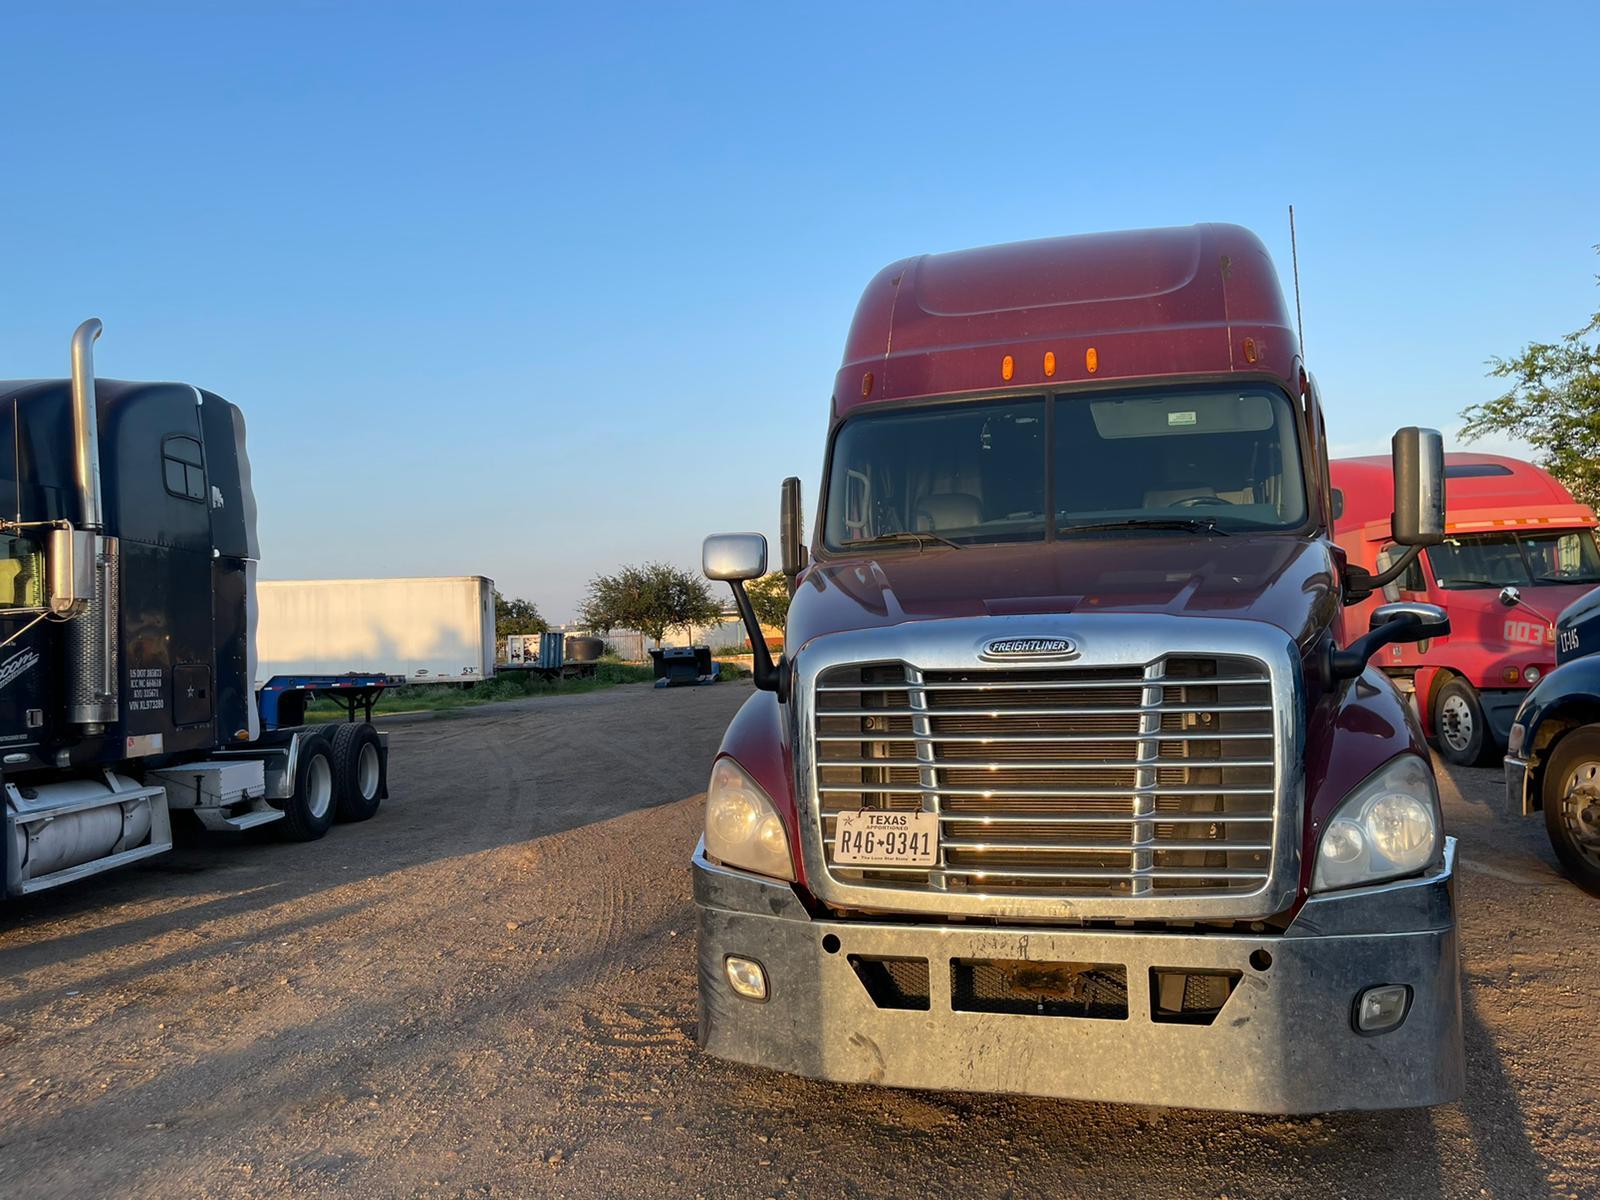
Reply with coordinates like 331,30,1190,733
1439,581,1599,661
789,535,1340,652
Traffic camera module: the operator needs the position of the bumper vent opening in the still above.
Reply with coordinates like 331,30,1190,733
1149,967,1242,1025
848,955,931,1010
950,958,1127,1020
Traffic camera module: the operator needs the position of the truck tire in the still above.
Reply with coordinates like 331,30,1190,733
331,722,385,823
1541,726,1600,896
280,733,337,842
1433,678,1491,767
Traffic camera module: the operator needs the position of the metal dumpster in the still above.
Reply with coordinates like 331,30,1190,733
649,646,719,688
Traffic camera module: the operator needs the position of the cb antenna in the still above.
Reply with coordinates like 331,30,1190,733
1289,204,1305,359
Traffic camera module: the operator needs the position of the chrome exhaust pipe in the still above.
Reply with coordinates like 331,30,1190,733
70,318,105,531
66,318,118,731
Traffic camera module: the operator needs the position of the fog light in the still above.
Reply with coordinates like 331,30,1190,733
725,955,768,1002
1354,984,1411,1034
1523,665,1542,684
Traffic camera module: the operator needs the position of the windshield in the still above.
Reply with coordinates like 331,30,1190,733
0,535,43,611
1427,528,1600,590
823,387,1308,549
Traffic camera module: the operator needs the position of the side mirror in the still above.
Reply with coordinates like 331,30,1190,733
1369,601,1449,637
702,533,781,695
779,477,807,591
1499,585,1522,609
1327,601,1452,681
1390,427,1445,546
703,533,768,582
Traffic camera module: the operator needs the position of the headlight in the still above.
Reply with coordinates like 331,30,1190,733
1523,665,1541,684
705,757,794,881
1312,755,1441,892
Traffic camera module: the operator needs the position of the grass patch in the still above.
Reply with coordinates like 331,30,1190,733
303,659,748,718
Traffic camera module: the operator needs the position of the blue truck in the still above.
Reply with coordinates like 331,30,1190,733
1503,584,1600,894
2,322,395,898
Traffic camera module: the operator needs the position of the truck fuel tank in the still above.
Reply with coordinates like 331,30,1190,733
4,772,171,896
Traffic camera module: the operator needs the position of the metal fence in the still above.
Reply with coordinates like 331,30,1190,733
553,618,750,662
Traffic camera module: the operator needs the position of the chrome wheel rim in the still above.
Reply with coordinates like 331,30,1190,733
1440,694,1475,753
306,754,333,820
1560,760,1600,867
357,743,381,799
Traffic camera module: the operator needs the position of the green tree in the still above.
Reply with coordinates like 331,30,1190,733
494,590,548,638
579,561,724,646
1461,252,1600,507
744,571,791,634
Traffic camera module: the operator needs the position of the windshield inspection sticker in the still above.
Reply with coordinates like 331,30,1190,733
1168,410,1198,426
0,648,39,692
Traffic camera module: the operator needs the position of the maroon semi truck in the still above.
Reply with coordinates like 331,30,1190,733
697,225,1463,1113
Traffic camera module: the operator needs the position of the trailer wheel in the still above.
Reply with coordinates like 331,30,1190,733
331,722,385,823
1433,678,1491,766
1542,726,1600,896
280,733,337,841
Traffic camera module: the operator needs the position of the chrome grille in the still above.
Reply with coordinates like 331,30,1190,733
813,655,1276,899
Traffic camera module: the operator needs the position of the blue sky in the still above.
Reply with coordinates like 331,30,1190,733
4,2,1596,620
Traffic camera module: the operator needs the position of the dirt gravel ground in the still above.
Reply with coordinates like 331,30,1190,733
1,679,1596,1199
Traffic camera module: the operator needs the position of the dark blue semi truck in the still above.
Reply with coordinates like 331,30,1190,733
2,320,392,898
1504,585,1600,894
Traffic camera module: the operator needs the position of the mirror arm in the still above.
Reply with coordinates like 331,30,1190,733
725,580,784,698
1342,544,1423,604
1324,611,1451,682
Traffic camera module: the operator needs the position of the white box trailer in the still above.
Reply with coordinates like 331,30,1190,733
255,576,496,684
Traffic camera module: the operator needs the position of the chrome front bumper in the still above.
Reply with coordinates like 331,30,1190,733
695,839,1463,1114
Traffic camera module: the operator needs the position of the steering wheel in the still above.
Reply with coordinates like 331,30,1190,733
1174,494,1236,508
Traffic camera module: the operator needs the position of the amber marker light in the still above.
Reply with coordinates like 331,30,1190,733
861,371,874,397
1043,351,1056,377
1001,354,1015,381
1085,347,1099,373
1243,337,1259,364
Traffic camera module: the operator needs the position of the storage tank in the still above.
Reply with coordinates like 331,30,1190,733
255,576,496,683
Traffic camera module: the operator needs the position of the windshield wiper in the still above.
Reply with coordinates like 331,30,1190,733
1438,578,1508,589
1060,518,1231,537
846,531,964,551
1536,573,1600,585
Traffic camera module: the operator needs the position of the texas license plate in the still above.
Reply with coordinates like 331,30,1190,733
833,810,938,866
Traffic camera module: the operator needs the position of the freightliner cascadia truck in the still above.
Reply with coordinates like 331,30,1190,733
1,321,390,899
1332,452,1600,766
696,225,1463,1113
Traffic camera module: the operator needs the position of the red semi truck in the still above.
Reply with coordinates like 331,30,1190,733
696,225,1464,1113
1332,454,1600,766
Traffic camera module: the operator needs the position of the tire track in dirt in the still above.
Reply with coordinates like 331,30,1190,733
0,681,750,1199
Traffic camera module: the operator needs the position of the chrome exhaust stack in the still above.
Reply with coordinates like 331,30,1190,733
70,319,106,531
67,318,119,732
